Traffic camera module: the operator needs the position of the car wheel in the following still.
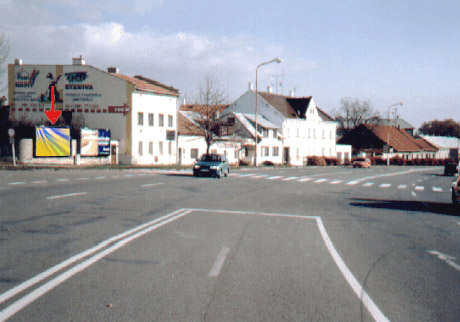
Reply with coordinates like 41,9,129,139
216,170,222,179
452,189,459,205
224,169,228,177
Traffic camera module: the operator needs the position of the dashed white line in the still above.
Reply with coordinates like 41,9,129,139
7,182,25,185
314,178,328,183
379,184,391,188
250,175,269,179
266,176,283,180
141,183,164,187
297,178,312,182
398,185,407,189
432,187,443,192
363,182,374,187
329,180,343,185
46,192,87,200
283,177,299,181
209,247,230,277
428,250,460,273
415,186,424,191
346,181,358,185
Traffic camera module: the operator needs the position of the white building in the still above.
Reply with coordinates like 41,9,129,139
225,87,340,165
420,135,460,159
8,57,179,165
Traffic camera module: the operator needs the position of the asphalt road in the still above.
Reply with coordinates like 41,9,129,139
0,165,459,321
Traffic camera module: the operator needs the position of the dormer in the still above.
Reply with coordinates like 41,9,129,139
305,98,321,122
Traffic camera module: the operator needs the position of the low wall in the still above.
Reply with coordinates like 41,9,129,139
19,139,111,165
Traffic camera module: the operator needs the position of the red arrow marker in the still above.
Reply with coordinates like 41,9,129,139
45,85,61,125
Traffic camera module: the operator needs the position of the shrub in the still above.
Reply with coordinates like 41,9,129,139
308,156,327,166
239,159,250,166
262,160,275,166
325,157,340,166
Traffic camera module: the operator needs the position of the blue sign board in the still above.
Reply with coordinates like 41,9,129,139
98,129,111,156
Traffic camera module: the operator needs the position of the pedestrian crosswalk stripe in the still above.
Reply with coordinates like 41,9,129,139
379,183,391,188
283,177,299,181
238,173,256,177
415,186,424,191
363,182,374,187
250,175,269,179
329,180,343,184
346,181,358,185
398,185,407,189
314,178,328,183
297,178,312,182
266,176,283,180
432,187,443,192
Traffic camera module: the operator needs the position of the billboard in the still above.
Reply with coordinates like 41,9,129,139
35,126,71,157
80,128,111,156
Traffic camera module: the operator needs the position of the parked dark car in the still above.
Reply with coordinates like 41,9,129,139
444,162,458,176
452,176,460,206
193,154,230,178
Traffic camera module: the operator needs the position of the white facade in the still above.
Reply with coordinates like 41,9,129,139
178,136,240,166
8,59,179,165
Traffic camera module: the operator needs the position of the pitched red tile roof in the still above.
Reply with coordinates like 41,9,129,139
414,138,438,152
364,124,421,152
114,74,179,96
177,111,202,136
179,104,229,115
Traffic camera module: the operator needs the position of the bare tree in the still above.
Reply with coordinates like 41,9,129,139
0,33,10,94
334,98,380,137
192,75,228,154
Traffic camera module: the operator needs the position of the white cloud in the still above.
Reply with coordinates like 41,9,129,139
2,21,318,99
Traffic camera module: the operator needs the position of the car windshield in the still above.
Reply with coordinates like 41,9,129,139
200,154,221,162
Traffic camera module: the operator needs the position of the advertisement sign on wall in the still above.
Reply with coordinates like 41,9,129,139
35,126,71,157
80,128,111,156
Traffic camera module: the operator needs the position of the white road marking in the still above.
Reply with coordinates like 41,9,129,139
238,173,256,177
46,192,87,200
432,187,443,192
347,168,437,185
0,209,192,321
297,178,312,182
415,186,424,191
124,174,133,177
282,177,299,181
55,179,69,182
77,177,89,180
411,191,417,197
314,178,328,183
250,175,269,179
266,176,283,180
363,182,374,187
329,180,343,185
95,176,106,179
7,182,25,185
457,222,460,227
141,183,164,187
309,171,352,177
189,208,390,322
428,250,460,273
379,184,391,188
346,181,358,185
31,181,47,184
209,247,230,277
228,173,239,176
398,185,407,189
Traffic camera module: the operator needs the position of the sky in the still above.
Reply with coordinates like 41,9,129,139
0,0,459,128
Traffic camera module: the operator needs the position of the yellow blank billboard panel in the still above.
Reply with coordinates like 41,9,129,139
35,127,71,157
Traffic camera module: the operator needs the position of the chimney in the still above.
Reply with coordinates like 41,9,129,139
267,85,272,93
248,82,254,91
107,67,119,74
289,88,295,97
72,55,85,65
14,59,22,65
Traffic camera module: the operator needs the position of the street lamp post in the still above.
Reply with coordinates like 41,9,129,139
386,102,403,166
254,57,282,166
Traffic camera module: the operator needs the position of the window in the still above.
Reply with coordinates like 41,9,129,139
322,148,325,156
159,114,164,127
261,146,269,157
159,141,163,155
313,129,316,139
149,141,153,155
211,149,217,154
322,130,325,139
234,149,238,159
308,128,311,139
168,115,173,127
272,130,277,138
273,147,279,156
138,141,143,156
168,141,172,155
191,148,199,159
138,112,144,126
263,129,269,138
148,113,154,126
